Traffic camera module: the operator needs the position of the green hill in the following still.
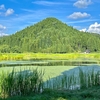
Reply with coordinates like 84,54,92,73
0,17,100,53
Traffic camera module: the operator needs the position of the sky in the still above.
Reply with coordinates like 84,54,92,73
0,0,100,36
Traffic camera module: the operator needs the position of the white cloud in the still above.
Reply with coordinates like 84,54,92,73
0,24,8,37
0,24,6,30
5,8,14,16
0,4,5,10
73,0,92,8
87,22,100,34
9,0,18,3
0,4,14,16
32,1,68,6
0,32,8,37
68,12,90,19
68,19,97,24
80,28,87,32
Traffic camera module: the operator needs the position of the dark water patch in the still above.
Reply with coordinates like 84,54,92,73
0,60,99,67
0,60,48,67
44,65,100,90
62,65,100,76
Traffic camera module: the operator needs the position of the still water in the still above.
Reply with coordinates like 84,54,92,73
0,60,99,66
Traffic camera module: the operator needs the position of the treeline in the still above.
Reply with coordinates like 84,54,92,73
0,17,100,53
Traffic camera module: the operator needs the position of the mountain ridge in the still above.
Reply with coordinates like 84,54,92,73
0,17,100,53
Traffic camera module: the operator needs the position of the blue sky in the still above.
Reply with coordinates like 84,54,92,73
0,0,100,36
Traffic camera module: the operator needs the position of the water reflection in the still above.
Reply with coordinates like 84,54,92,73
0,60,99,67
45,65,100,90
62,65,100,76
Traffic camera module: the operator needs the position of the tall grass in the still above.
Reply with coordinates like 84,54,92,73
0,68,44,98
0,67,100,98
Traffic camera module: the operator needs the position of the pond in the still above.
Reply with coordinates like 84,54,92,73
0,60,100,90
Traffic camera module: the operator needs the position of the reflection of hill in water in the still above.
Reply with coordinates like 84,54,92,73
62,65,100,76
45,65,100,89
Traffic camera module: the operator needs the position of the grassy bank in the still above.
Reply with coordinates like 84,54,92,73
1,86,99,100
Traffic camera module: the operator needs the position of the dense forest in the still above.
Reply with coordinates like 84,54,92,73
0,17,100,53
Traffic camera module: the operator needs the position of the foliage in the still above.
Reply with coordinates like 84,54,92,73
0,17,100,53
0,86,100,100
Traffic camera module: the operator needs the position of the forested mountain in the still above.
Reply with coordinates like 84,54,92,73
0,17,100,53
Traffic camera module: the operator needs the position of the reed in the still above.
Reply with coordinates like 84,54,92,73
0,66,100,98
0,68,44,98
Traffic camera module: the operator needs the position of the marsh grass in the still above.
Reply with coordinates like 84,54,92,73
45,68,100,91
0,68,44,98
1,66,100,99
